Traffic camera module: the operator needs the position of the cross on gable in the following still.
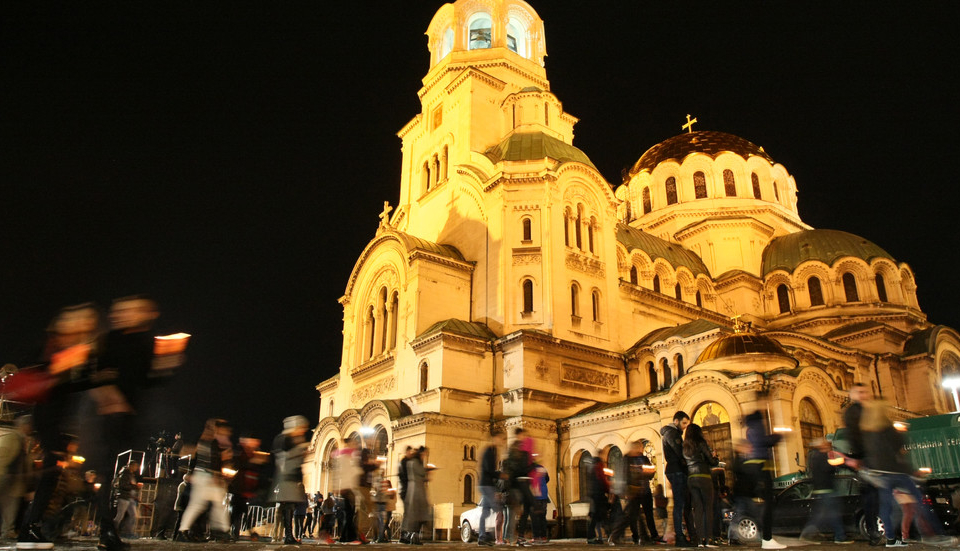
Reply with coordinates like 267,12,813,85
682,114,698,133
379,201,393,227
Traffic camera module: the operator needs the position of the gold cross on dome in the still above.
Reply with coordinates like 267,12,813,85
682,114,698,133
378,201,393,227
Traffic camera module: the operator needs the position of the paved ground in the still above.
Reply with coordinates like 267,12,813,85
0,538,953,551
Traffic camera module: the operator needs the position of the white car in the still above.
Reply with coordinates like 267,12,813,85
459,496,558,543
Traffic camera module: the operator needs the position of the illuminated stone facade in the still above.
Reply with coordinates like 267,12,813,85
306,0,960,533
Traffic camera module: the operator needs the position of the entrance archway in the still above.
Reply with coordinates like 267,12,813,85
799,398,824,459
692,401,732,478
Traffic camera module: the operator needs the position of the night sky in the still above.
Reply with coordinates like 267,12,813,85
3,2,959,443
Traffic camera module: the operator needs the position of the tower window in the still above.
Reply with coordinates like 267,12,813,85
674,283,682,301
544,102,549,125
419,362,429,393
564,207,571,247
676,355,685,378
571,283,581,317
642,187,652,214
507,17,527,57
807,277,824,306
591,290,601,322
522,218,532,242
773,181,780,202
463,474,474,504
751,172,762,199
629,266,638,285
468,13,492,50
647,361,657,391
522,280,534,313
652,274,661,294
665,177,678,205
875,273,888,302
777,284,791,314
575,206,583,249
842,272,859,302
694,172,707,199
695,290,702,307
587,217,595,253
439,27,454,60
723,169,736,196
661,358,672,388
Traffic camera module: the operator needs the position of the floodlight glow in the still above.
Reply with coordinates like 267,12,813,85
772,426,792,433
359,427,376,436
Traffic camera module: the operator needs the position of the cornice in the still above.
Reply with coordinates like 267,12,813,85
618,281,729,325
495,329,624,362
349,353,395,382
638,205,808,235
410,331,492,355
397,114,423,139
408,250,475,272
675,216,775,241
316,374,340,394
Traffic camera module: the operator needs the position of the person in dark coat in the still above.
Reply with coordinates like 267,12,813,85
586,453,610,545
609,440,663,545
800,438,851,543
178,419,233,541
272,416,309,545
841,383,881,545
727,440,760,543
229,435,268,540
745,393,783,550
684,424,719,548
661,411,692,546
401,447,431,545
478,431,506,546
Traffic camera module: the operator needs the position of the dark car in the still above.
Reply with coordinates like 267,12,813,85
726,475,958,542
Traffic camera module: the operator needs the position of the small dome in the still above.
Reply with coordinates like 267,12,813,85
485,131,596,169
629,131,774,176
761,229,894,276
696,332,795,365
617,224,710,277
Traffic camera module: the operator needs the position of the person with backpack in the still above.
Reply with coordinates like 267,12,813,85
529,461,550,544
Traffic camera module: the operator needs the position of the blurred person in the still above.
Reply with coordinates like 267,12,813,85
373,473,397,542
799,438,852,544
861,401,952,547
357,439,379,541
294,498,308,540
334,438,362,543
177,419,233,542
513,428,536,543
609,440,663,545
661,411,692,546
272,416,309,545
0,415,34,540
397,446,413,543
18,304,101,551
500,440,527,544
841,383,882,545
318,493,336,544
478,431,506,546
401,446,431,545
229,434,268,540
586,452,610,545
893,489,928,543
112,461,141,539
684,423,719,548
171,473,191,540
727,440,759,544
745,393,784,550
654,484,669,539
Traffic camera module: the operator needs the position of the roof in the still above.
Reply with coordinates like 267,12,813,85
414,318,498,342
823,320,887,340
485,131,596,169
761,229,894,276
632,319,730,350
395,233,465,262
902,326,945,357
696,332,794,364
629,131,774,175
617,223,710,277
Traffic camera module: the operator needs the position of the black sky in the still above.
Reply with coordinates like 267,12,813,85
2,2,959,442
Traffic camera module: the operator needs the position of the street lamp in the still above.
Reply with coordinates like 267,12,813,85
942,376,960,412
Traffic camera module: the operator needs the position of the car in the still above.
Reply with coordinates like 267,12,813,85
726,474,959,543
459,496,558,543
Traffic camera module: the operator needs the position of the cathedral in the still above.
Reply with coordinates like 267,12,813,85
305,0,960,534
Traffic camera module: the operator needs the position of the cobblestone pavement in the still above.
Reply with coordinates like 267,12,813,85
0,538,954,551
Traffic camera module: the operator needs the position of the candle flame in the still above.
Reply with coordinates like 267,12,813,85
156,333,191,340
772,426,792,433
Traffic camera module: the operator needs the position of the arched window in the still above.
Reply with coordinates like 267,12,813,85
694,171,707,199
629,266,638,285
647,361,657,391
564,207,571,247
591,290,601,322
379,287,388,354
577,451,593,501
723,169,737,196
808,277,825,307
522,279,534,314
842,272,859,302
773,181,780,202
571,283,580,317
777,284,791,314
470,446,476,461
439,27,454,60
587,218,595,253
642,187,652,214
442,145,449,181
652,274,661,294
661,358,672,388
328,399,334,418
468,13,492,50
522,218,532,242
423,161,431,192
751,172,761,199
674,283,682,301
676,355,685,379
419,362,429,393
607,446,625,493
463,474,474,504
367,305,376,360
875,273,888,302
463,445,470,460
665,177,678,205
695,290,702,308
799,399,824,459
506,17,527,57
835,376,844,390
374,427,389,457
575,205,583,249
389,291,399,350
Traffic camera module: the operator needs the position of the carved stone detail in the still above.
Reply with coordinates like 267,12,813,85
566,252,605,277
561,364,619,392
351,376,396,407
513,252,542,266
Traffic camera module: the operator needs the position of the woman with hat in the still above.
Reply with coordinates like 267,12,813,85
272,415,309,545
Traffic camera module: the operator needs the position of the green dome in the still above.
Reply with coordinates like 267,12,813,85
761,229,894,276
485,131,596,169
617,224,710,277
